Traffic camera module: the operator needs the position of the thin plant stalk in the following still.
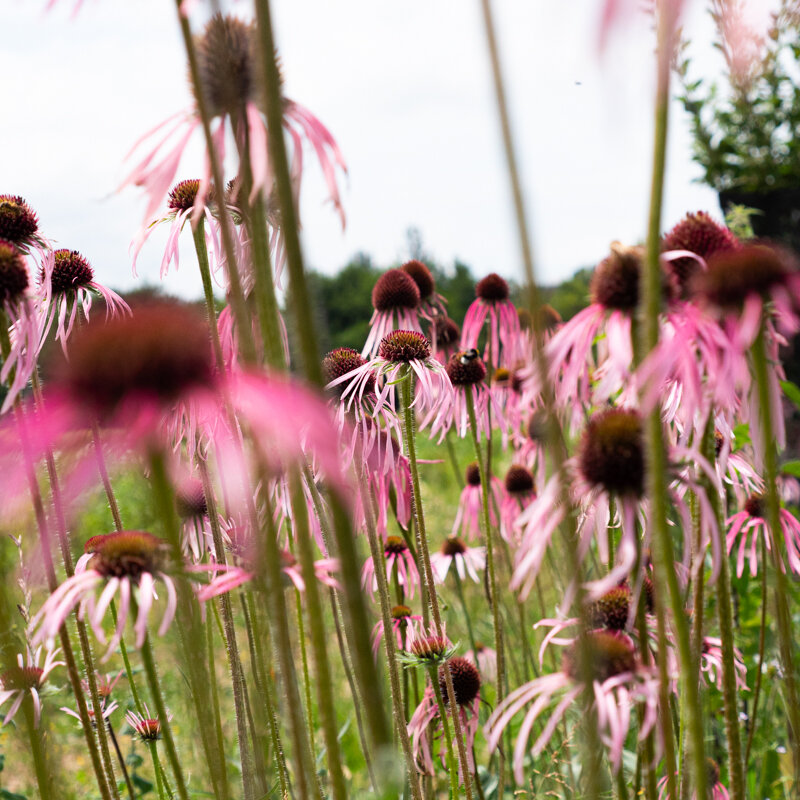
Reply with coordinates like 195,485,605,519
744,534,769,764
751,322,800,778
139,631,190,800
108,721,137,800
173,0,257,365
24,699,54,800
289,472,348,800
398,373,474,800
360,465,424,800
191,218,226,373
428,665,460,800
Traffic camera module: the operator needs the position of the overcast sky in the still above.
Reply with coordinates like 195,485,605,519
4,1,772,300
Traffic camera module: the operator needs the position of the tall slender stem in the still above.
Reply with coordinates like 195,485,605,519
751,323,800,780
191,217,226,373
429,666,460,800
398,373,474,800
744,533,768,764
25,699,54,800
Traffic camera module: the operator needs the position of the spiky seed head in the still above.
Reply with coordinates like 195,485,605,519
175,479,207,519
400,260,435,300
168,179,202,213
322,347,374,395
48,250,94,295
372,268,420,312
590,243,644,311
504,464,534,495
440,537,467,557
85,531,167,581
563,629,636,682
662,211,740,291
578,408,645,498
384,536,408,555
445,350,486,386
691,244,794,311
744,494,764,519
465,461,481,487
431,316,460,346
0,196,38,248
378,330,430,363
439,656,481,706
60,302,213,417
0,240,29,304
588,585,631,630
476,272,509,302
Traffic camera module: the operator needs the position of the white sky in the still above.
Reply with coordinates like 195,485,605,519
2,1,774,299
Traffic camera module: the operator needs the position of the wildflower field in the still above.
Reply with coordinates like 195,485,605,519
2,1,800,799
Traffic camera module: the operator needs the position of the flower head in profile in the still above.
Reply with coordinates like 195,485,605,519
30,531,178,659
362,269,423,358
658,758,730,800
126,704,171,742
0,195,45,253
371,604,424,657
461,272,521,368
39,248,129,350
450,461,502,542
122,14,346,249
328,330,451,420
408,656,482,777
400,259,447,326
361,535,420,600
0,239,40,413
430,536,486,584
486,629,659,782
0,646,63,728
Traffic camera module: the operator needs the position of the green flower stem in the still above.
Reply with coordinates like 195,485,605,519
428,665,460,800
148,452,233,799
147,741,169,800
294,588,317,760
9,403,114,800
29,370,123,800
92,425,124,532
398,373,474,800
303,469,380,792
190,217,226,373
25,698,54,800
699,422,746,800
615,764,629,800
445,431,463,487
204,609,228,796
139,632,189,800
108,721,136,800
360,466,424,800
198,458,254,800
751,323,800,779
290,472,348,800
639,3,707,793
253,0,323,386
452,568,478,661
744,533,768,764
173,0,256,366
241,593,291,799
253,478,321,800
464,387,506,703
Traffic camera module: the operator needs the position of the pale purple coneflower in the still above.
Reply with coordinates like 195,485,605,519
407,657,481,778
451,462,502,542
121,15,346,241
329,330,451,421
130,178,220,278
126,704,171,742
30,531,178,660
61,700,119,728
429,315,461,364
700,636,747,692
499,464,536,545
400,259,447,328
0,195,46,254
0,240,41,414
485,629,659,783
489,366,526,448
460,272,521,369
423,349,498,443
362,269,422,358
38,248,130,353
726,493,800,578
0,646,63,728
430,536,485,585
371,604,424,657
361,535,419,600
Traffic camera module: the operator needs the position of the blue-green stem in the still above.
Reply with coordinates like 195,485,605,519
139,632,189,800
639,3,707,797
398,372,475,800
751,323,800,780
289,472,348,800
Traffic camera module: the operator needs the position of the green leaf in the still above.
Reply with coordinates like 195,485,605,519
733,422,752,450
781,380,800,411
781,460,800,478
